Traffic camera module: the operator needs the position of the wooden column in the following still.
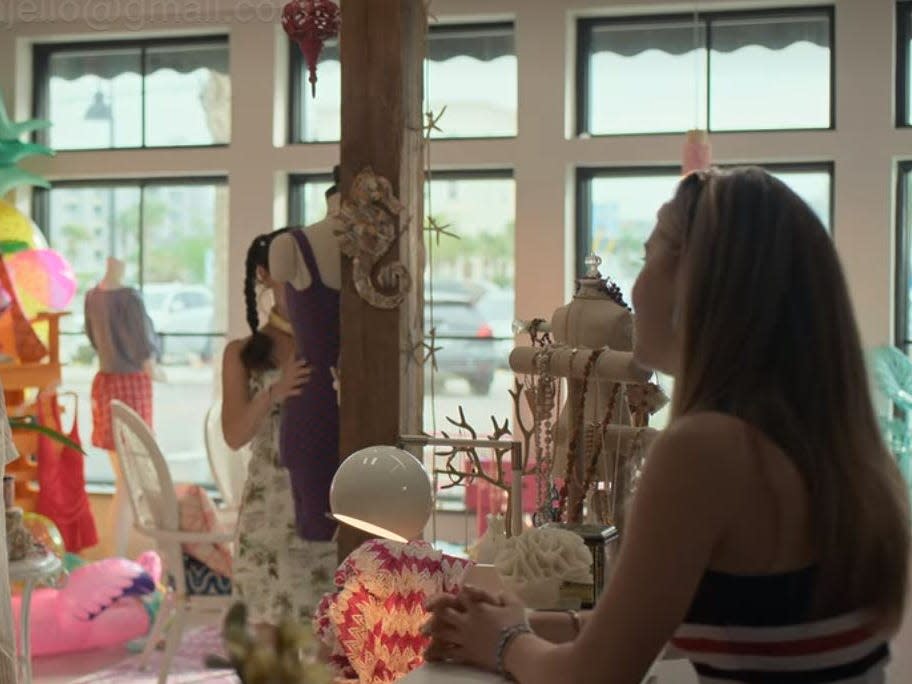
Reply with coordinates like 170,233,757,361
338,0,426,560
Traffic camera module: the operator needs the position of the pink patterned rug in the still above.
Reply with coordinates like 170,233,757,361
71,626,239,683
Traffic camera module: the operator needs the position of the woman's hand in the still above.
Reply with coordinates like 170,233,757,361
271,357,312,403
423,586,528,672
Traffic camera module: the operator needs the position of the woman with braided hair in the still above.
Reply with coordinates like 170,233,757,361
221,229,336,635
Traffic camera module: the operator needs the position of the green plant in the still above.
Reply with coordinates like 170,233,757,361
9,416,83,453
211,602,331,684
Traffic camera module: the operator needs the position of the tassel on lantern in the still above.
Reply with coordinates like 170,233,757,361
681,129,711,175
282,0,341,98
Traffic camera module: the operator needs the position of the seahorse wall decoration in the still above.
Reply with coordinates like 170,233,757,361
335,166,412,309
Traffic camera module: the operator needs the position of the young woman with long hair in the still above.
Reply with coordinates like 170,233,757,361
424,167,910,683
221,229,336,633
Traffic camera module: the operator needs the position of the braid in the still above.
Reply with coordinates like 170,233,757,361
239,229,290,372
244,244,260,335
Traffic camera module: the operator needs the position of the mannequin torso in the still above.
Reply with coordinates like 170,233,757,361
550,290,633,352
270,194,342,291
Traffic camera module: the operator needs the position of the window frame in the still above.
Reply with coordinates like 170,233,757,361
575,162,836,277
898,1,912,127
288,168,516,225
288,172,335,226
896,161,912,351
32,35,231,151
32,175,229,341
288,21,518,144
576,5,836,137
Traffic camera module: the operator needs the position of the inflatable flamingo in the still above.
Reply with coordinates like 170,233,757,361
11,551,163,656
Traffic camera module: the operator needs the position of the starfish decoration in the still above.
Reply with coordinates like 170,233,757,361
0,92,54,197
406,326,444,370
424,216,459,246
422,105,446,138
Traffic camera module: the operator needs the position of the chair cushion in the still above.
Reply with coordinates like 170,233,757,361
182,553,232,596
175,483,233,578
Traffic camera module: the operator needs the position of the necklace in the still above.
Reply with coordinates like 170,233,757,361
268,309,294,336
533,347,557,514
560,347,603,522
581,382,621,505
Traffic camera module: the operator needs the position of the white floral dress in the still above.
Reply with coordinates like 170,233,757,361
232,370,337,625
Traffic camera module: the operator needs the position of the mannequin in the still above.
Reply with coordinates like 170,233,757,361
268,166,343,541
550,261,635,452
85,257,159,558
270,188,342,291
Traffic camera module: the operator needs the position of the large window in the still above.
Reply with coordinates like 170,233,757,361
579,163,831,432
423,172,515,433
578,7,833,135
33,179,229,485
290,22,517,143
577,164,833,303
34,37,230,150
287,170,516,432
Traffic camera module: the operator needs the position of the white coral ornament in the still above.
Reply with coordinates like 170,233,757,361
490,526,593,609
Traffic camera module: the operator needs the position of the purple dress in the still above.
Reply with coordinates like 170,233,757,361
280,230,340,541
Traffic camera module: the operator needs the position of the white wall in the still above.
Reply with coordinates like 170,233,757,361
1,0,911,678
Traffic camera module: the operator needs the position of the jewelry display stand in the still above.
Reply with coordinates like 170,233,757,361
399,434,524,539
510,256,666,599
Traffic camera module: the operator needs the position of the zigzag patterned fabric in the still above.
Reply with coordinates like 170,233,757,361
181,554,232,597
314,539,472,683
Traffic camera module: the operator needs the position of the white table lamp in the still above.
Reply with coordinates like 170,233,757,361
330,445,433,542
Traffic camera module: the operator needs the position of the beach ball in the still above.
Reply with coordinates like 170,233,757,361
0,199,46,255
5,248,77,318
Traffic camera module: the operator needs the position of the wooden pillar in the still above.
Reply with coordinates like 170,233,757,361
338,0,426,560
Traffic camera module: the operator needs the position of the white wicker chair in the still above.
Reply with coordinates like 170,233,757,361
203,399,251,512
111,400,234,684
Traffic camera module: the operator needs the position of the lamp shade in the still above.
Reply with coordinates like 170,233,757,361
330,446,433,542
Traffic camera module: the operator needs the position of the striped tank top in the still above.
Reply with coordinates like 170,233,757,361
670,567,888,683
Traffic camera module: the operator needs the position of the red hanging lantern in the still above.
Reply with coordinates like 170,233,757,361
282,0,341,98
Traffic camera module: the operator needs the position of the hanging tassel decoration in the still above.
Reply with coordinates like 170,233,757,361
282,0,341,98
681,129,711,175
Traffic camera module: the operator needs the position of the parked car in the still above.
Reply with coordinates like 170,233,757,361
475,287,515,370
426,296,499,396
142,283,215,362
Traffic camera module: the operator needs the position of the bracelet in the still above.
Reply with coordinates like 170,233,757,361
566,609,581,636
495,623,532,679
